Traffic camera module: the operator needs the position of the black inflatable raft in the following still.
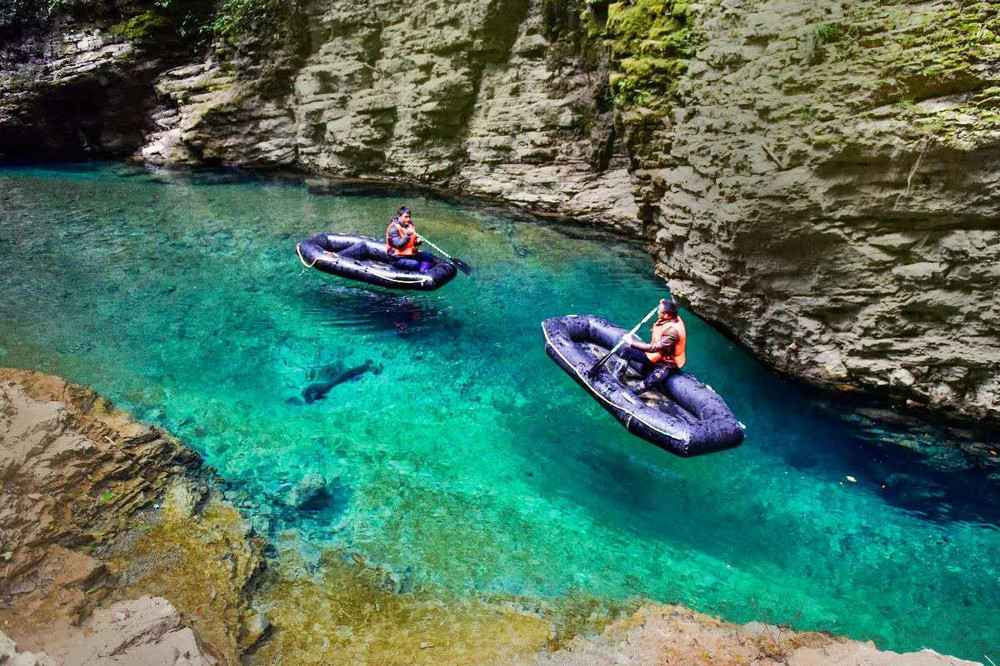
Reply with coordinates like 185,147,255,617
542,315,745,457
296,233,457,291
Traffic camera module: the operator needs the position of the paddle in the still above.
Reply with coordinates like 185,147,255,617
587,305,660,377
418,236,473,275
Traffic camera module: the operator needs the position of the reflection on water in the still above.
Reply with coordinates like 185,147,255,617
0,162,998,660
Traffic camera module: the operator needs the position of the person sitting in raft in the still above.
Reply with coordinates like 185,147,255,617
386,205,436,272
616,297,687,394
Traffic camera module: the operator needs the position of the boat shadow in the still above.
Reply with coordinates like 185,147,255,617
294,280,461,340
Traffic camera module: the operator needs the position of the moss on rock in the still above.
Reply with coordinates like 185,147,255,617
589,0,697,109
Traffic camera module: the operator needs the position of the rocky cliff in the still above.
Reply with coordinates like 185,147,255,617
622,0,1000,425
0,369,978,666
1,0,998,424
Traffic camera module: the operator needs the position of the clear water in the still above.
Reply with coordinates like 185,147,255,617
1,163,998,660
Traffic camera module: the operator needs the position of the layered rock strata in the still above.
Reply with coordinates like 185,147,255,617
627,0,1000,423
1,0,999,425
138,0,638,232
0,26,160,157
0,369,266,665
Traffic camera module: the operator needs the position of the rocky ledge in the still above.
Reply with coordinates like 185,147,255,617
0,369,979,665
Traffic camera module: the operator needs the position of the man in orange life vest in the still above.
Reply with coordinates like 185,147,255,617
616,298,687,394
386,205,437,272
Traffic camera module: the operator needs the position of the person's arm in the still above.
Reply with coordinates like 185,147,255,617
628,328,678,354
387,223,412,250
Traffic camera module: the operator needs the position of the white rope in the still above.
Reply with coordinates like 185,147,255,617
297,242,431,286
296,243,320,268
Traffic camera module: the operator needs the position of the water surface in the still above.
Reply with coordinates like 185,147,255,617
1,163,998,660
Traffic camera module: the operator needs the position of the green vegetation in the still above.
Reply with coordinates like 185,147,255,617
0,0,294,44
584,0,697,110
815,23,846,43
208,0,297,44
0,0,44,33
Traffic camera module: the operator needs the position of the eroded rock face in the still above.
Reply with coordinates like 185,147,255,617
0,26,161,158
629,0,1000,422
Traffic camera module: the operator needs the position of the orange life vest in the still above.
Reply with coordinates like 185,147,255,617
386,220,418,257
645,315,686,368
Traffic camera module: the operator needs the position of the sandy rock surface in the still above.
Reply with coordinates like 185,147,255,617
536,604,980,666
5,596,215,666
0,369,263,666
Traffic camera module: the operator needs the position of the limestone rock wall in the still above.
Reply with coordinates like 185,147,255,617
629,0,1000,422
0,26,161,157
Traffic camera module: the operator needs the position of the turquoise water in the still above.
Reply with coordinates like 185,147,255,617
1,163,998,660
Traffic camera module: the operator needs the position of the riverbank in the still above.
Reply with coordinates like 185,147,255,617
0,368,981,665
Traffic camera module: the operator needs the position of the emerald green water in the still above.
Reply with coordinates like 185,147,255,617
1,163,998,660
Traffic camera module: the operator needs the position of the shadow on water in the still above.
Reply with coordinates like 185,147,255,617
295,281,460,340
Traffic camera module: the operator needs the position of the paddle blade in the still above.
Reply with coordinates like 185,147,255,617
451,257,473,275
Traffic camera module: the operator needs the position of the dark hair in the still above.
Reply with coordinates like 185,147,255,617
397,205,411,216
661,298,678,316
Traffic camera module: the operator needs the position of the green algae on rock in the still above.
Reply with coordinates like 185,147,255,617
626,0,1000,424
111,485,269,664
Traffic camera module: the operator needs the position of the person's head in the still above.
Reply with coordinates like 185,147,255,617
659,298,678,319
396,205,412,225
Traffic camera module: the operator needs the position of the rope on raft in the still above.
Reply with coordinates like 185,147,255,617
296,238,431,285
296,243,320,268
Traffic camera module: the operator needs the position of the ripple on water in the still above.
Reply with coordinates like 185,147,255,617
0,163,998,661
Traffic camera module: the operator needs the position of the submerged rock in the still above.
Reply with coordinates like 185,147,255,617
284,472,329,510
533,604,980,666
